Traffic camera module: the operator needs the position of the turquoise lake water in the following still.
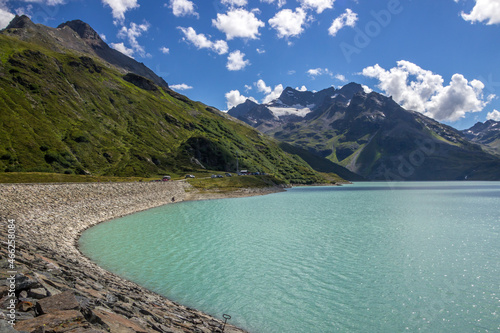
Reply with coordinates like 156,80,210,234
79,182,500,332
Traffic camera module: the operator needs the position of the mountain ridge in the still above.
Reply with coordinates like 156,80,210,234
228,83,500,180
462,119,500,155
4,15,169,89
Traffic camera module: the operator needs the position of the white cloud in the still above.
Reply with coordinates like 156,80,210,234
296,85,307,91
461,0,500,25
11,0,65,5
253,79,284,103
362,60,495,122
256,48,266,54
269,7,307,38
307,67,332,78
178,26,228,55
260,0,286,7
169,0,198,18
117,21,150,58
362,85,373,93
244,84,253,92
160,46,170,54
328,8,358,36
101,0,139,22
288,70,296,75
212,8,265,40
307,68,322,77
227,50,250,71
221,0,247,7
212,40,229,54
0,7,15,29
263,84,284,103
299,0,334,14
178,26,211,48
225,90,257,110
170,83,193,90
335,74,347,82
13,5,31,17
256,79,272,94
111,42,135,58
486,109,500,121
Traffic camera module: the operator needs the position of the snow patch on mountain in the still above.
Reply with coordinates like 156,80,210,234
267,104,315,117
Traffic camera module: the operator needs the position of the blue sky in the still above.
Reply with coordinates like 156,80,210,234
1,0,499,129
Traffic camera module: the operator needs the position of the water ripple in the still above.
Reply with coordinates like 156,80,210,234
80,182,500,333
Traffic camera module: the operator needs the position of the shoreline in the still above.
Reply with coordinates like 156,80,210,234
0,181,284,332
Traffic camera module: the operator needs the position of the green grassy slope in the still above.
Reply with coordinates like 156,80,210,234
278,142,365,181
0,35,324,184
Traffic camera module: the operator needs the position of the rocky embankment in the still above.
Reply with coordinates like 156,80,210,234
0,181,260,333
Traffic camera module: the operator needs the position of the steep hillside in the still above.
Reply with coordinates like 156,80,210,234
0,17,324,184
229,83,500,180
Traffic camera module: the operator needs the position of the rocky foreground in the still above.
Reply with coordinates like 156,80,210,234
0,181,279,333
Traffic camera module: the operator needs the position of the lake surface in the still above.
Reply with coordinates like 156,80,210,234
79,182,500,332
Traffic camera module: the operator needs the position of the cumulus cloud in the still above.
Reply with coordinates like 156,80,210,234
111,42,135,58
263,84,284,103
486,109,500,121
0,7,15,29
307,68,322,77
178,26,228,54
260,0,286,7
335,74,347,82
307,67,332,78
268,7,308,38
160,46,170,54
227,50,250,71
296,85,308,91
212,40,229,54
170,83,193,90
256,79,272,94
225,89,257,110
254,79,284,103
169,0,198,18
212,8,265,40
362,85,373,93
461,0,500,25
328,8,358,36
117,21,150,58
221,0,247,7
11,0,66,5
299,0,334,14
101,0,139,22
362,60,495,122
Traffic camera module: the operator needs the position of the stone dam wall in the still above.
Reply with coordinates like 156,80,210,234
0,182,247,333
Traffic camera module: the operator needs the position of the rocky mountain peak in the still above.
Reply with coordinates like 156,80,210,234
242,98,258,106
5,15,36,30
58,20,102,41
1,17,169,89
337,82,364,98
462,119,500,153
466,119,500,135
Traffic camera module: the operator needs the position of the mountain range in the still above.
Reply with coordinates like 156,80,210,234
1,15,499,182
0,16,329,184
228,83,500,180
462,120,500,155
